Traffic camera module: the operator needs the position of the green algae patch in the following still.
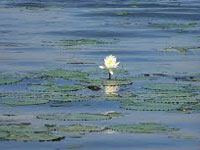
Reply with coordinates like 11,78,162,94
108,123,179,134
0,123,64,141
0,98,49,106
39,69,88,81
54,124,104,133
143,83,186,91
36,112,122,121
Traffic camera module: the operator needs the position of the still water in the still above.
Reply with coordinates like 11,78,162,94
0,0,200,150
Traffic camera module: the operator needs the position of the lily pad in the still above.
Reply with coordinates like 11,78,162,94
36,112,122,121
146,96,200,104
54,124,104,133
0,74,22,85
150,22,197,29
58,39,113,47
0,98,49,106
121,99,182,111
45,84,85,92
108,123,179,133
50,94,87,102
143,83,186,91
0,123,64,141
39,69,88,81
86,78,133,86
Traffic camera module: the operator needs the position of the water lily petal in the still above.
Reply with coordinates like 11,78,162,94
109,70,114,75
114,62,120,68
99,66,105,69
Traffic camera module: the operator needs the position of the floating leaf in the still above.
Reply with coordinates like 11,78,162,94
121,98,182,111
54,124,104,133
0,74,22,85
0,98,49,106
36,112,122,121
146,96,200,104
86,78,133,86
45,84,85,92
108,123,179,133
0,123,64,141
39,69,88,81
143,83,186,91
168,133,197,139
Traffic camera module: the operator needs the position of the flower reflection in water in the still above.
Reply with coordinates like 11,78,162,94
104,85,119,95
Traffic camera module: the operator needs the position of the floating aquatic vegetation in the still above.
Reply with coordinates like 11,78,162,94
143,83,186,91
149,22,197,29
0,74,22,85
36,112,122,121
117,12,131,16
121,98,182,111
50,94,87,102
164,46,200,53
168,133,197,140
45,84,85,92
54,124,104,133
43,39,116,49
58,39,114,47
0,98,49,106
184,85,200,91
86,78,133,86
39,69,88,81
146,96,200,104
107,123,179,134
0,123,64,141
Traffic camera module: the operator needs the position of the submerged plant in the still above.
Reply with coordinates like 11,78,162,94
99,55,120,80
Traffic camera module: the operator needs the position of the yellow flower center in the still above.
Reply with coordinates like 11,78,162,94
107,58,114,65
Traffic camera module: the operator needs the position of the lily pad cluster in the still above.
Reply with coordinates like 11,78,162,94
0,74,22,85
0,123,64,141
36,112,123,121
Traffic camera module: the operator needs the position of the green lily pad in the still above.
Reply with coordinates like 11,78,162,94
45,84,85,92
58,39,114,47
86,78,133,86
0,123,64,141
150,22,197,29
0,132,8,140
108,123,179,133
146,96,200,104
39,69,88,81
168,133,197,139
121,99,182,111
36,112,122,121
50,94,87,102
143,83,186,91
0,74,22,85
184,85,200,91
54,124,104,133
0,98,49,106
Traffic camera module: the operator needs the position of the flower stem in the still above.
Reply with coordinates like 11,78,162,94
108,73,111,80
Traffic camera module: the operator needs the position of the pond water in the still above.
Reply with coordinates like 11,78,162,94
0,0,200,150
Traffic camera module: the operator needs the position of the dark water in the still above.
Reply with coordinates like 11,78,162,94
0,0,200,150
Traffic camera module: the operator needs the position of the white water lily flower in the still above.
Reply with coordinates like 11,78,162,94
99,55,120,78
